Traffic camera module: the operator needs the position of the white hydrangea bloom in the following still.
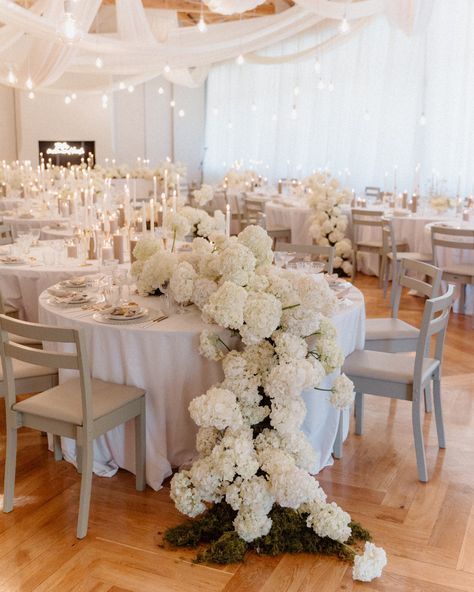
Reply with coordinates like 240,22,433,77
193,183,214,206
189,457,223,503
192,236,214,255
192,278,218,310
269,466,324,508
237,225,274,267
203,281,247,329
272,330,308,362
329,374,355,409
306,501,352,543
352,542,387,582
241,292,282,345
133,235,162,261
269,397,307,435
196,426,221,456
189,387,243,430
234,507,273,542
169,261,197,303
210,240,256,286
136,251,178,295
199,330,227,361
164,210,192,240
170,471,206,517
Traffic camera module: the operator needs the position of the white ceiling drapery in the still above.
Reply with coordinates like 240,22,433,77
0,0,434,93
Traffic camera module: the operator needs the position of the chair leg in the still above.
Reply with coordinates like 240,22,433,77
459,283,466,314
135,400,146,491
432,373,446,449
424,382,433,413
383,258,389,298
352,249,357,283
3,426,17,513
333,410,344,459
53,435,63,461
412,390,428,482
355,392,364,435
378,254,383,288
76,443,83,474
76,437,93,539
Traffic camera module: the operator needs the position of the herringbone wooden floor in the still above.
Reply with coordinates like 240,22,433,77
0,275,472,591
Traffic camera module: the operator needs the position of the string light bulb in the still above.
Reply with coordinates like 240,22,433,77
25,76,34,90
290,105,298,120
170,99,176,108
251,102,257,112
317,78,326,90
127,85,135,93
197,15,207,32
328,81,334,92
95,56,103,69
7,69,17,85
71,92,77,100
119,81,126,90
293,85,300,96
419,112,427,126
314,58,321,73
339,11,350,34
364,109,370,121
164,63,171,73
178,109,185,117
64,95,72,105
101,93,108,109
57,0,83,44
236,53,245,66
28,91,35,100
158,86,164,95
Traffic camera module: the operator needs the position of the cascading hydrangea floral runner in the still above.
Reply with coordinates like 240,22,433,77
306,172,354,277
131,219,386,582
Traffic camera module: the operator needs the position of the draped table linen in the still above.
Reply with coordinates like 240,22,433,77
38,285,365,490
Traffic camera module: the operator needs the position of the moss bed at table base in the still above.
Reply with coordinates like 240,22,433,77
163,502,371,565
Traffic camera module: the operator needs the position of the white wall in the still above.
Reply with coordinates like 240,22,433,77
4,77,206,183
0,85,17,161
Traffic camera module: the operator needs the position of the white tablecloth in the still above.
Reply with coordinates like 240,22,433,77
38,285,365,491
2,214,65,238
0,245,105,321
265,201,313,244
40,224,74,241
112,178,153,201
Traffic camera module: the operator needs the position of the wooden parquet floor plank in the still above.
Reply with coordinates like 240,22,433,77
0,274,472,591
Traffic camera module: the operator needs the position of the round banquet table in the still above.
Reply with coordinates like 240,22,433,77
40,224,74,241
354,209,460,275
2,213,65,238
0,244,113,322
265,200,313,244
38,284,365,491
0,197,23,211
111,178,153,201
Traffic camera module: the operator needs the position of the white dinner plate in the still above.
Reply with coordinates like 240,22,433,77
92,311,149,325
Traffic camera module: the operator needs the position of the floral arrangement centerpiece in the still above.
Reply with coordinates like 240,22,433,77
192,183,214,207
222,168,259,188
429,194,454,214
154,160,187,191
131,224,386,582
306,172,353,277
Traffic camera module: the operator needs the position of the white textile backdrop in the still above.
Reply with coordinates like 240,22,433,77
203,0,474,195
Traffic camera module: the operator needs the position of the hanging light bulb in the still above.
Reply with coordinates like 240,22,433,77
364,109,370,121
227,121,233,129
419,112,427,126
64,95,72,105
197,15,207,33
164,63,171,73
25,76,34,90
119,81,126,90
102,93,108,109
7,69,17,85
251,102,257,112
95,56,103,69
314,58,321,73
212,107,219,115
290,105,298,120
71,92,77,100
158,86,164,95
339,14,350,34
317,78,326,90
178,109,185,118
57,0,83,44
127,85,135,93
170,99,176,108
293,85,300,96
236,53,245,66
28,91,35,100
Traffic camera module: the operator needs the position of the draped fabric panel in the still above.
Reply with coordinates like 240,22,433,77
203,0,474,196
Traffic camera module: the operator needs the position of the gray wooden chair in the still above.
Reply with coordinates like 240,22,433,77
351,209,407,285
342,284,455,482
366,258,442,353
381,218,432,299
430,225,474,325
268,227,291,248
0,314,146,539
0,223,13,246
243,195,265,227
275,242,335,274
364,186,381,202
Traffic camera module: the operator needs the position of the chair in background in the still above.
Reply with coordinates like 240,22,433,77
243,195,266,226
267,228,291,248
226,193,244,234
275,242,335,274
343,284,455,482
431,225,474,323
381,217,432,298
0,314,146,538
0,223,13,246
351,209,407,285
364,186,381,202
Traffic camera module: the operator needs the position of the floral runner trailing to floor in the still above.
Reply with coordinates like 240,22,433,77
307,172,353,277
131,215,386,582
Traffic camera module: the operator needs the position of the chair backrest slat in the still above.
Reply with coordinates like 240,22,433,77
0,314,93,428
414,285,455,383
0,223,13,246
431,225,474,266
391,259,442,319
275,242,335,274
